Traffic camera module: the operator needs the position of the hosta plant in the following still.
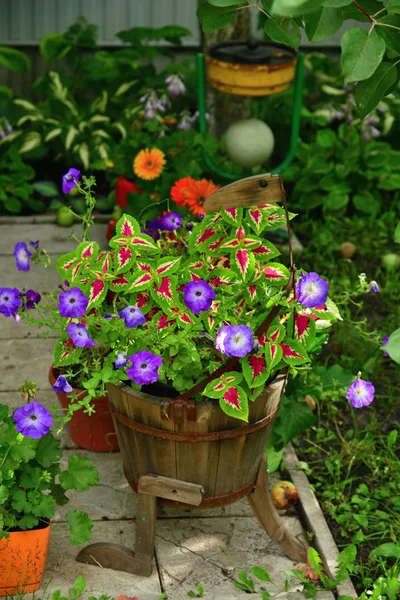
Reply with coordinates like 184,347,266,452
0,381,98,543
0,173,342,423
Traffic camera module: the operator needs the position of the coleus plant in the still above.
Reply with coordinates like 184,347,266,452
2,174,340,422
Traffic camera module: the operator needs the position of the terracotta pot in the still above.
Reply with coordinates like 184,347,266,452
0,522,50,597
49,366,119,452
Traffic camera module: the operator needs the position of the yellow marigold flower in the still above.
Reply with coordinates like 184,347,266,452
133,148,166,181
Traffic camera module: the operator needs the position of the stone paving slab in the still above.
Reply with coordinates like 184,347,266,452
0,337,54,391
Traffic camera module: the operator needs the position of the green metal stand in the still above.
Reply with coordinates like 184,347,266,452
196,51,305,181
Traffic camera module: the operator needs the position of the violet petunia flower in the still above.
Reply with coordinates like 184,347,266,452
183,280,216,315
0,287,22,318
114,352,128,369
216,325,254,358
165,74,186,99
119,306,146,328
382,336,390,357
13,402,52,439
25,289,41,310
62,168,80,194
29,240,39,250
126,351,162,385
52,376,73,394
161,212,182,231
347,379,375,408
14,242,32,272
58,287,89,318
296,272,329,308
369,281,380,293
66,323,95,348
146,217,163,230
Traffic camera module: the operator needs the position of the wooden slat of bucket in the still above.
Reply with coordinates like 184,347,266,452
202,174,284,212
174,400,223,499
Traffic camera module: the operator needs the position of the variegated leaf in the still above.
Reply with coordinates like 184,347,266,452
268,325,285,344
127,272,152,292
57,252,78,279
221,207,243,227
77,241,99,262
209,268,236,288
54,340,82,368
280,338,309,366
87,279,107,308
136,292,150,309
109,274,129,291
247,208,268,235
151,276,177,306
115,214,139,238
243,354,270,388
264,342,283,371
219,386,249,421
116,246,135,273
294,313,316,347
263,262,290,285
231,249,255,281
252,240,280,261
189,227,219,254
155,256,182,277
244,284,259,305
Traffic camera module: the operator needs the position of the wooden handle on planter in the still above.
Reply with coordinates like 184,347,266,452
175,174,295,403
202,173,285,212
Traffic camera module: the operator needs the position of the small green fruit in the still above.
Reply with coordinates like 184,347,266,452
56,206,74,227
382,253,400,270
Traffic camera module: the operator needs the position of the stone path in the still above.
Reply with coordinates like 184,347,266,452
0,220,330,600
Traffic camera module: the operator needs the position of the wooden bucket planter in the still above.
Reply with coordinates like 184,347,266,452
107,374,285,507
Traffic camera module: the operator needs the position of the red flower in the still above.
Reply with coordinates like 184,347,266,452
170,176,196,207
115,176,142,209
186,179,220,217
107,219,117,241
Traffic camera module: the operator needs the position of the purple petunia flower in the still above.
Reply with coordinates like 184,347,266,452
165,74,186,99
216,325,254,358
66,323,95,348
13,402,52,439
161,212,182,231
369,281,380,293
183,280,216,315
114,352,128,369
146,217,163,230
14,242,32,272
0,287,22,318
25,289,41,310
119,306,146,328
103,313,113,320
62,168,80,194
296,272,329,308
52,376,73,394
29,240,39,250
382,336,390,357
347,379,375,408
126,351,163,385
58,287,89,318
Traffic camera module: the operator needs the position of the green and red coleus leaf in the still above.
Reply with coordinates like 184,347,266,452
280,338,309,366
155,256,182,277
127,271,153,292
151,276,178,308
243,354,270,388
219,386,249,421
264,342,283,371
203,371,244,399
291,312,317,347
247,207,269,235
243,283,260,305
263,262,290,285
209,268,236,288
258,205,290,231
189,226,221,254
109,274,129,291
221,207,243,227
252,240,280,262
87,278,107,308
54,340,82,368
231,249,255,281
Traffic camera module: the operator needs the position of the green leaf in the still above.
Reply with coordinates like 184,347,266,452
59,454,99,492
387,0,400,13
196,4,236,32
355,62,398,117
10,438,37,462
352,192,380,215
271,0,324,16
40,33,72,61
66,510,94,545
384,328,400,364
32,180,59,198
35,434,62,468
324,192,349,211
264,17,301,50
395,223,400,243
251,567,274,583
30,494,57,518
73,576,86,596
376,15,400,53
0,46,31,71
341,29,386,83
219,386,249,421
20,466,44,490
17,515,38,530
370,543,400,559
0,85,13,98
208,0,246,5
322,0,351,6
0,485,8,505
316,129,336,148
304,7,343,42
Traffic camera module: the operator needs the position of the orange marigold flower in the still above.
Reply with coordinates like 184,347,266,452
133,148,166,181
186,178,220,217
170,176,197,207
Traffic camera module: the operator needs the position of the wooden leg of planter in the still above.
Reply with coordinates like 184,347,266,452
76,474,204,577
247,456,307,563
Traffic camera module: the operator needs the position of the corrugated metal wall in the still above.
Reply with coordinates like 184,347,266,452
0,0,200,45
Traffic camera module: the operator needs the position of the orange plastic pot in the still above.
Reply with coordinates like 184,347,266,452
49,366,119,452
0,523,50,597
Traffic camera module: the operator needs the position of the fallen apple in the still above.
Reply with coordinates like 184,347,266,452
271,481,299,510
341,242,356,258
224,118,275,168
